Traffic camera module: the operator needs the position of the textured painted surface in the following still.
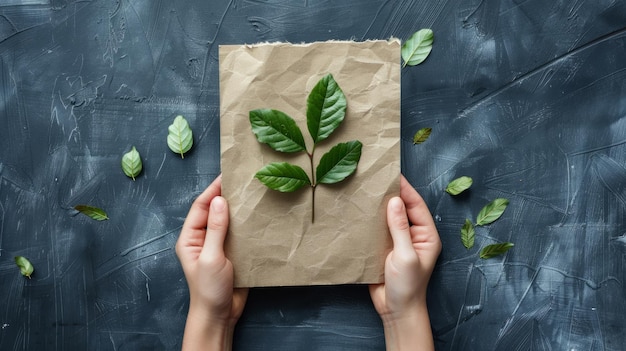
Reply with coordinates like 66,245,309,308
0,0,625,350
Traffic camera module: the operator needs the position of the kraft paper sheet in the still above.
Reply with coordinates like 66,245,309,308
219,39,400,287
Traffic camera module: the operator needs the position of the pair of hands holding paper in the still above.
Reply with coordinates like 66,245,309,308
175,174,442,350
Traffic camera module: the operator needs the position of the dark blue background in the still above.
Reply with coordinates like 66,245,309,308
1,1,625,350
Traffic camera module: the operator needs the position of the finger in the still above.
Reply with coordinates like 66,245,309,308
176,175,222,260
387,196,417,258
201,196,230,258
182,175,222,232
400,175,436,229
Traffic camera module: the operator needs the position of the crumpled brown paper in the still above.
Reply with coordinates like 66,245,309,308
219,39,400,287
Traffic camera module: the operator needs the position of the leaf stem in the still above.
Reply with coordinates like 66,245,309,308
311,185,316,223
308,146,317,223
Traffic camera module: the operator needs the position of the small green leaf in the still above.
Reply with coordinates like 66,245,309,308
255,162,311,192
413,127,432,144
476,198,509,226
461,219,475,249
14,256,34,279
74,205,109,221
250,109,307,153
167,115,193,158
316,140,362,184
402,29,434,67
121,146,142,181
446,176,473,195
479,242,514,259
306,74,347,144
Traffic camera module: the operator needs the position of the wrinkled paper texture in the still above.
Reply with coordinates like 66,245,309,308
219,40,400,287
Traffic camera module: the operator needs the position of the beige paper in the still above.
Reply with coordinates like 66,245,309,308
219,40,400,287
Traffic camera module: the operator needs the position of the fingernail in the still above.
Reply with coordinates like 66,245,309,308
211,196,225,213
390,197,403,212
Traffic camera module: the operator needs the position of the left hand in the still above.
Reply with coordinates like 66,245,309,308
175,175,248,349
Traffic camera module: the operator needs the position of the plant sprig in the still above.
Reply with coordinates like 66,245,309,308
250,73,362,222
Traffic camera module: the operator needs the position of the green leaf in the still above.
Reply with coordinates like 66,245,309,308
14,256,34,279
446,176,473,195
250,109,307,153
167,115,193,158
476,198,509,226
479,242,514,259
255,162,311,192
74,205,109,221
461,219,475,249
121,146,142,181
306,74,347,144
413,127,432,144
316,140,362,184
402,29,434,67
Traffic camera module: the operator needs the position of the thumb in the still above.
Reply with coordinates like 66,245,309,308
201,196,229,258
387,197,417,259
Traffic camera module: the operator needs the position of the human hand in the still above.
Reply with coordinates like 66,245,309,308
175,175,248,351
369,175,441,350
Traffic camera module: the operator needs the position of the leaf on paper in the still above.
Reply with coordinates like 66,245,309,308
306,73,347,144
167,115,194,158
255,162,311,192
413,127,432,144
249,73,361,223
74,205,109,221
401,29,434,67
461,219,475,249
121,146,142,180
446,176,473,195
14,256,34,279
479,242,514,259
316,140,362,184
250,109,306,153
476,198,509,226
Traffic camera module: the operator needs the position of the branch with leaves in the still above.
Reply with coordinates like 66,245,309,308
250,73,362,223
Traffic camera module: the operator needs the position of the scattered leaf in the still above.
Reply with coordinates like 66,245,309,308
316,140,362,184
476,198,509,226
255,162,311,192
250,109,306,153
461,219,475,249
413,127,432,144
306,73,347,144
446,176,473,195
167,115,193,158
14,256,34,279
401,29,434,67
479,242,514,259
74,205,109,221
121,146,142,180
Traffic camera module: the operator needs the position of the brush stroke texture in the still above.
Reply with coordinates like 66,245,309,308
0,0,625,350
